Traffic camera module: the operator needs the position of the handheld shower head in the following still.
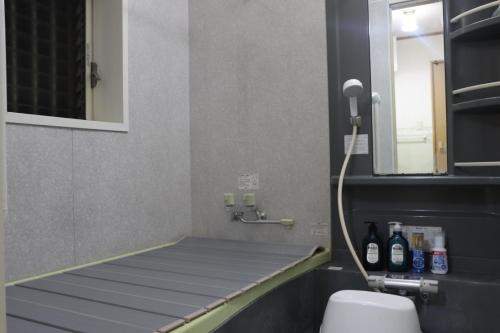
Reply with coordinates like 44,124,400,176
343,79,364,98
342,79,364,122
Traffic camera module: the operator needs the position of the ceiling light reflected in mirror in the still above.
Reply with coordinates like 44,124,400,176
401,10,418,32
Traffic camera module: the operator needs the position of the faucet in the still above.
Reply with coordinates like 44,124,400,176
367,274,439,302
225,194,294,228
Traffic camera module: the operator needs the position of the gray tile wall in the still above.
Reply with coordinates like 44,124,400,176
5,0,191,281
189,0,330,246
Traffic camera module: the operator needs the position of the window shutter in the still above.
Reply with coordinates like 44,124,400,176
5,0,86,119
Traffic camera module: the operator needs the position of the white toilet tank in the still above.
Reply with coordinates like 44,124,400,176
320,290,422,333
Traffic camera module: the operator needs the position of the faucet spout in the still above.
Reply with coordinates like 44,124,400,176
231,205,294,228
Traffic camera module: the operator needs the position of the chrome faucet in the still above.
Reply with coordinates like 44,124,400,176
226,199,294,228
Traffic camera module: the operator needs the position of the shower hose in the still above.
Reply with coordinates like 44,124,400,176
337,125,370,282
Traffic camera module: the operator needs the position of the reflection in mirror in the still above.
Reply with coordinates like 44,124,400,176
369,0,447,175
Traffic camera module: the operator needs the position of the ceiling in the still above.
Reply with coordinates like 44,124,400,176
392,1,444,38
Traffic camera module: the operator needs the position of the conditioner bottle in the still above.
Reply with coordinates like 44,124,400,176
387,222,409,272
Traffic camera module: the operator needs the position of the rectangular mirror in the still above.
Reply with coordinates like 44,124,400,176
369,0,447,175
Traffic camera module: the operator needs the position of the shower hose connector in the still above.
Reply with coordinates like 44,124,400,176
350,116,362,127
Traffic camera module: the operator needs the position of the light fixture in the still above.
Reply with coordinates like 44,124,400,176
401,10,418,32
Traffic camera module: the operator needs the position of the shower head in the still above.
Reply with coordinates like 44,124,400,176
342,79,364,121
343,79,364,98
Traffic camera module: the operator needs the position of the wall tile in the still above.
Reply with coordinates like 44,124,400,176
5,0,191,279
72,0,191,265
5,125,75,281
190,0,330,246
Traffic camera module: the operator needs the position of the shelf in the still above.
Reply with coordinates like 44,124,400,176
452,97,500,112
455,161,500,167
331,175,500,186
320,260,500,285
451,15,500,41
450,1,500,24
453,81,500,95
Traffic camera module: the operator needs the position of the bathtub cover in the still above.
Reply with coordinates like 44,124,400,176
6,237,329,333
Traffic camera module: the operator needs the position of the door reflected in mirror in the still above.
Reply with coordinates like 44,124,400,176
369,0,447,175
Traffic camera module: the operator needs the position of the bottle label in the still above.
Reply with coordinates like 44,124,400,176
391,244,404,265
366,243,379,264
412,249,425,272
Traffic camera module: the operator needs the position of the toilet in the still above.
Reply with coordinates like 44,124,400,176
320,290,422,333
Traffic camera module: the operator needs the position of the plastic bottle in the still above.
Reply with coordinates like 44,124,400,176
412,233,425,273
431,232,448,274
387,222,409,272
362,222,384,271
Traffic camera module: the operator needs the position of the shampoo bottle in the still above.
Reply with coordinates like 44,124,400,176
387,222,409,272
362,222,383,271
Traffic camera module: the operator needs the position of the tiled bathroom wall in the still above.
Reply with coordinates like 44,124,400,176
189,0,330,246
5,0,191,281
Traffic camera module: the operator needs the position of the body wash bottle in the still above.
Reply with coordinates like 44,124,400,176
387,222,409,272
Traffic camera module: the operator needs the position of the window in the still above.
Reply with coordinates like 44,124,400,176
3,0,128,132
6,0,86,119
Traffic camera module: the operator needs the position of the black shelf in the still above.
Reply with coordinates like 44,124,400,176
451,96,500,112
446,0,500,176
451,15,500,41
319,261,500,285
331,175,500,186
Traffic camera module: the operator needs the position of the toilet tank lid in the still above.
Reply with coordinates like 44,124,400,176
329,290,415,311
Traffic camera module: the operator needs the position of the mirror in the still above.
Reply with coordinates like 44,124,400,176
369,0,447,175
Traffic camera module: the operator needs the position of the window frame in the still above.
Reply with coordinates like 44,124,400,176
4,0,129,132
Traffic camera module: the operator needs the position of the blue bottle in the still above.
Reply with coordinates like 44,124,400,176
387,222,409,272
412,233,425,273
